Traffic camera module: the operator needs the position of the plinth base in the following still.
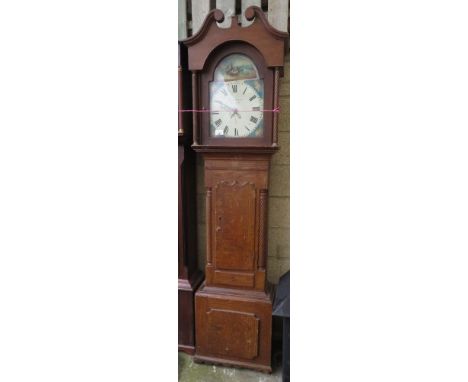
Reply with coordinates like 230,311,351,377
194,283,274,373
178,271,203,354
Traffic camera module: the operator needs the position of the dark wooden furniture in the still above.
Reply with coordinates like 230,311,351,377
178,41,203,355
183,7,288,372
273,271,290,382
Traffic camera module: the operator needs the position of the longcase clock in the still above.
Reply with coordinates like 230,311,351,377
183,7,288,372
178,41,203,354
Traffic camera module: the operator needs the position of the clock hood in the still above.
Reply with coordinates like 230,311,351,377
182,6,288,72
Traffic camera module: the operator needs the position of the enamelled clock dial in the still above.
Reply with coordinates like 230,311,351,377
209,54,264,138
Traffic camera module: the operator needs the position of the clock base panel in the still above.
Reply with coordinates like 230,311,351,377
194,282,273,372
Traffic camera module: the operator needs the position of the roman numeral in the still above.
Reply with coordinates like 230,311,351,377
244,126,250,132
234,128,239,136
215,119,222,127
224,126,229,134
250,116,258,124
249,95,257,102
243,87,247,95
252,107,260,111
232,84,237,93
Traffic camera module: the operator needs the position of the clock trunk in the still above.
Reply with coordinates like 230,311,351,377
195,152,274,371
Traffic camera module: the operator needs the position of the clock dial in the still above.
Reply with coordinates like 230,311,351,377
209,54,264,139
210,79,264,138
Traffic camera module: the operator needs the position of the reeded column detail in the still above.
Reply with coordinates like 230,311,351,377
272,67,280,147
192,71,199,145
178,66,184,135
206,187,212,265
258,189,268,269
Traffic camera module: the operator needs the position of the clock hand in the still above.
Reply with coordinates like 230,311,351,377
215,100,235,112
229,108,242,119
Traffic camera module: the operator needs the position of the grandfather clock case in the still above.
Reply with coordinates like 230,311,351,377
178,42,203,354
183,7,288,372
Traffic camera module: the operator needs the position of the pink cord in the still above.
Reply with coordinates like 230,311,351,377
178,106,280,113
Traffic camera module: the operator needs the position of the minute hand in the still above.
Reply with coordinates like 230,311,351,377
214,100,234,112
